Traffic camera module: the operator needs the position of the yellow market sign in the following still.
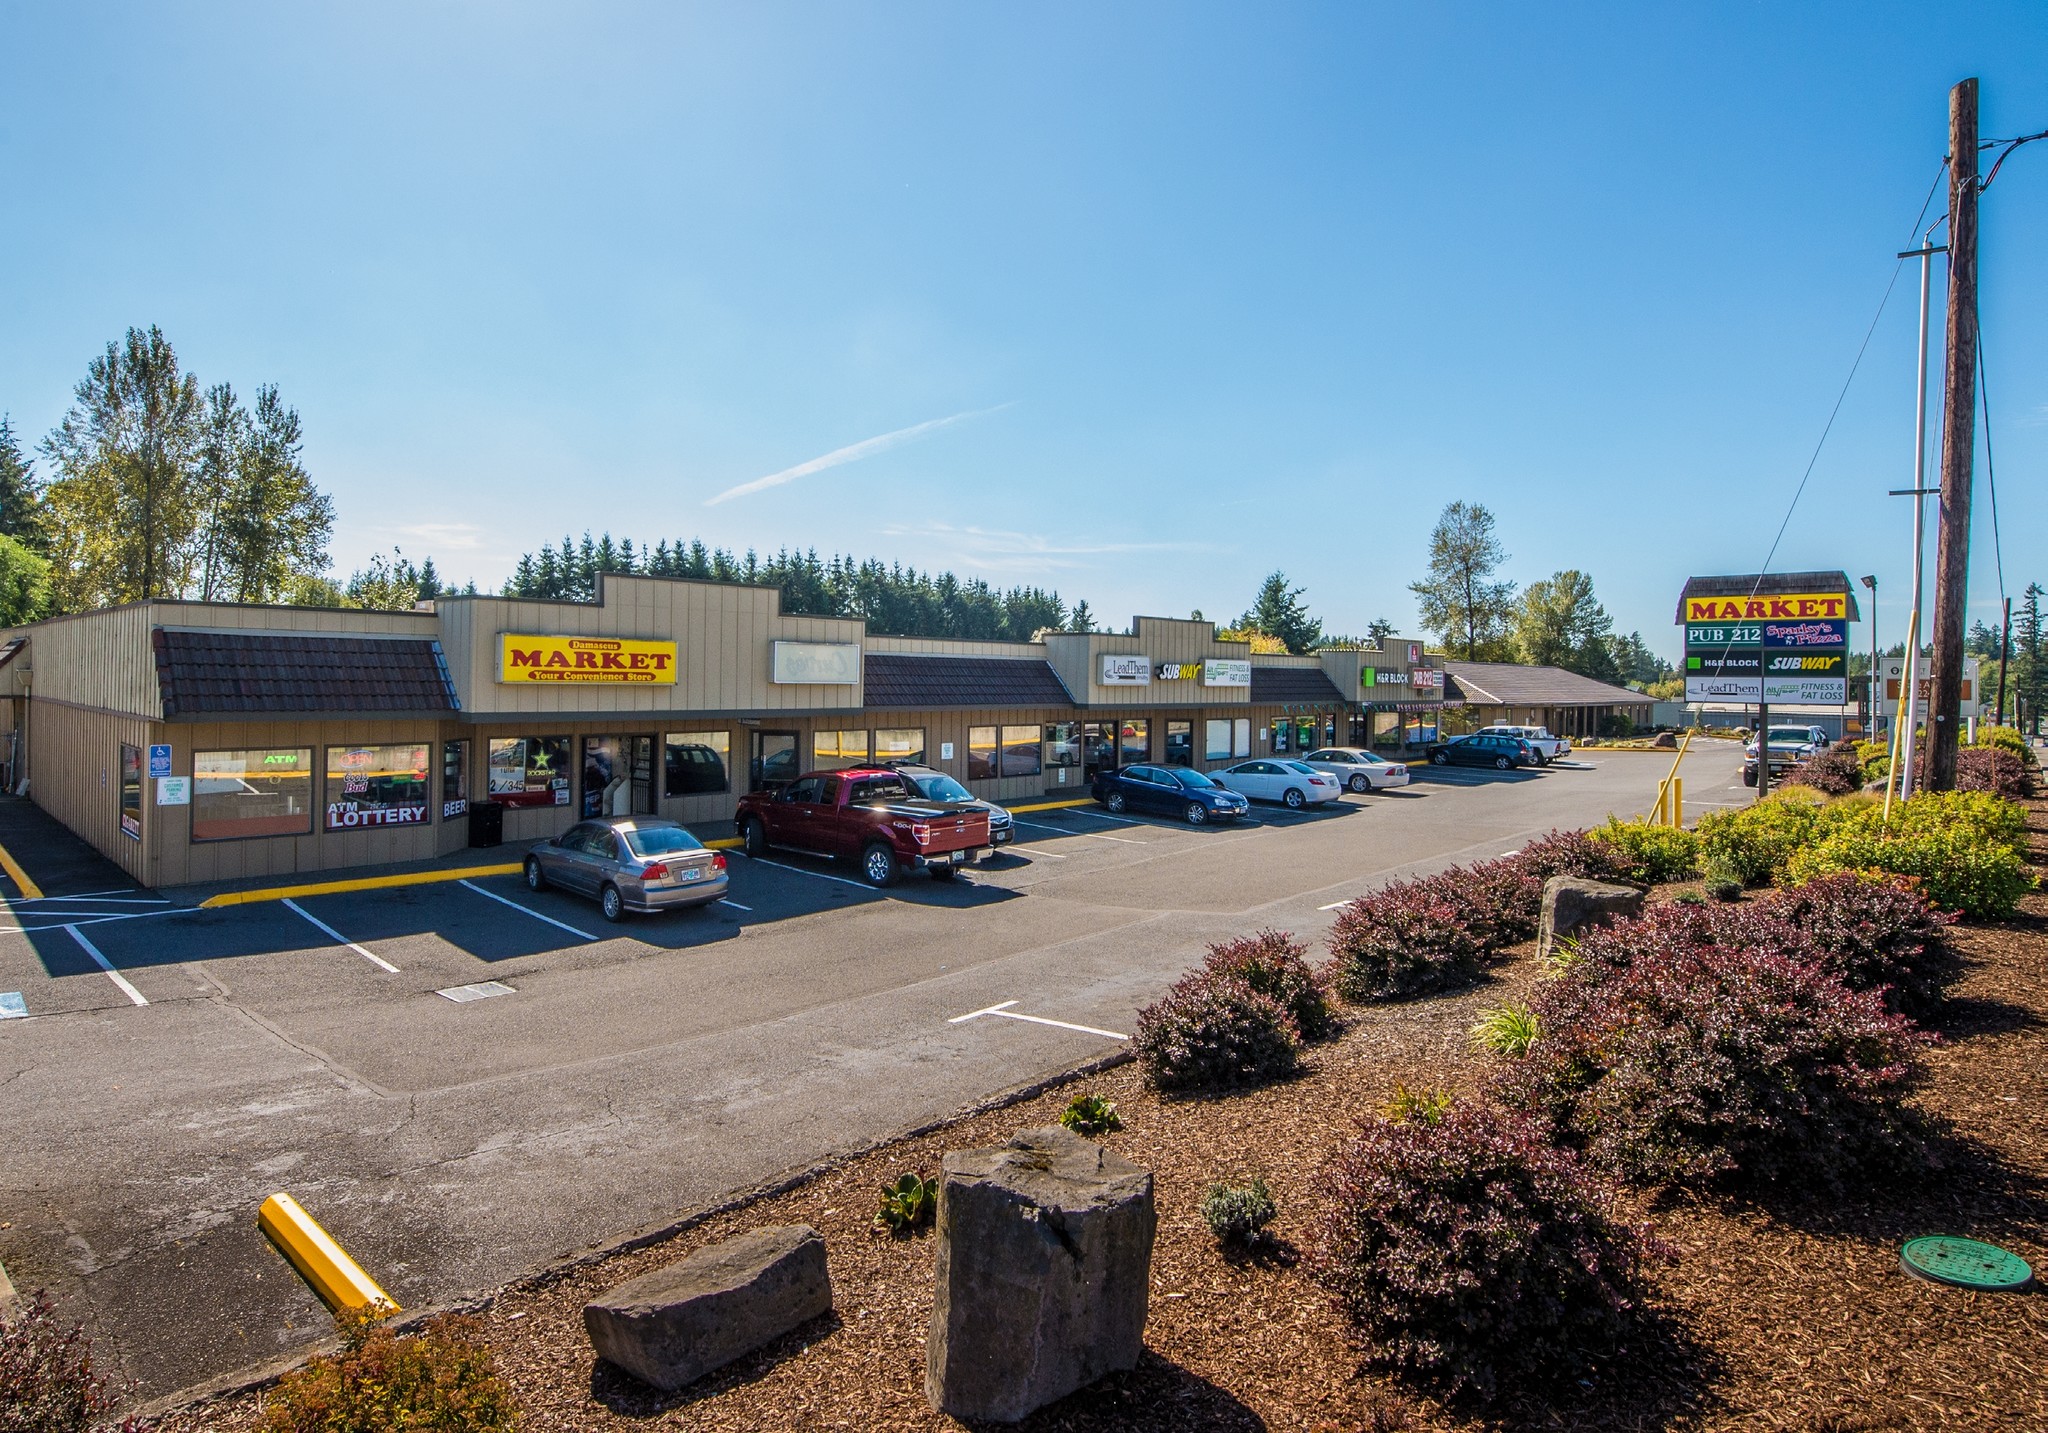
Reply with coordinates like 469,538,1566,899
499,634,678,684
1683,592,1849,622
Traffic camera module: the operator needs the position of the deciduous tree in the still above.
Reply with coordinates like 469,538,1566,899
1410,502,1517,659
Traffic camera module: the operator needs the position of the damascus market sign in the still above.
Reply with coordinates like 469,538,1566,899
1682,592,1850,622
499,634,679,685
1676,573,1855,706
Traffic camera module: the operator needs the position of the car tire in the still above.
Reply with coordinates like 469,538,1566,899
740,817,767,857
1283,787,1306,809
1430,751,1448,765
1494,755,1512,770
1105,791,1127,814
600,883,625,922
1185,801,1208,826
1348,774,1370,793
1743,768,1758,788
524,857,546,891
861,842,898,888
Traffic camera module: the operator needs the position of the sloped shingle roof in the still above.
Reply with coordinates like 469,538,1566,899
1249,666,1346,705
153,629,459,717
862,653,1073,709
1440,661,1649,708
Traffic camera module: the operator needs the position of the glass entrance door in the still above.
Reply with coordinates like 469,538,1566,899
749,731,800,792
1083,721,1116,779
582,735,655,818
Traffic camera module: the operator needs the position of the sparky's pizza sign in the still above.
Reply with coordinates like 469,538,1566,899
1682,592,1849,623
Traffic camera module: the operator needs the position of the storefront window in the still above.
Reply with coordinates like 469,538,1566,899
582,736,656,818
441,741,468,820
1164,720,1193,766
1204,720,1231,762
967,726,998,780
487,736,571,808
664,731,731,795
193,748,314,841
1000,725,1042,778
1270,718,1290,753
119,744,142,841
1233,718,1251,758
1118,720,1149,766
1296,718,1319,753
874,728,925,765
325,744,432,831
813,729,870,771
1044,723,1081,769
1372,711,1401,747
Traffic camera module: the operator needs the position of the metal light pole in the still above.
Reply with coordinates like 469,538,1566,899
1861,574,1878,737
1891,227,1946,797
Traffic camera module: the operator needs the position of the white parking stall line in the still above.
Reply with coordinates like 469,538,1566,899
0,907,190,935
13,893,167,905
282,898,400,973
1010,819,1145,845
65,925,148,1007
717,898,753,911
742,855,879,891
458,879,598,941
949,999,1128,1042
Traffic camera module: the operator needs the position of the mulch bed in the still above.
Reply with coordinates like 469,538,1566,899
159,802,2048,1432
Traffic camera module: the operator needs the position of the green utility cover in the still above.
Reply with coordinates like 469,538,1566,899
1899,1236,2034,1292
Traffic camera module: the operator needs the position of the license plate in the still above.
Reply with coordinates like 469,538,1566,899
948,849,968,863
678,868,702,882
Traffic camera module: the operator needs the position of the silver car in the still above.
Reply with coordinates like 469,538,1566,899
524,816,729,921
1300,747,1412,792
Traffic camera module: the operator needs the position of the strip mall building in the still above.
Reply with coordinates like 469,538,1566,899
0,576,1447,887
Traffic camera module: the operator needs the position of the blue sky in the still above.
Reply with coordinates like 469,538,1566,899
3,3,2044,657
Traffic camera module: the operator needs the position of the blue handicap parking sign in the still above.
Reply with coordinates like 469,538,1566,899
149,744,173,779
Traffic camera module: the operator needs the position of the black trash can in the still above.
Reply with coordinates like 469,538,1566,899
468,800,505,849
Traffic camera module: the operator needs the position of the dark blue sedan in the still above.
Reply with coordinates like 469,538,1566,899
1090,764,1251,825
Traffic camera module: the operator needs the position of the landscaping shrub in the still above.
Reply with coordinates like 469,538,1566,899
1855,739,1891,785
1306,1100,1650,1401
1133,971,1299,1091
1202,929,1338,1041
1508,828,1629,884
1759,872,1958,1014
260,1308,518,1433
1782,740,1867,797
1695,791,1827,886
875,1173,938,1233
1454,861,1547,947
1495,936,1930,1193
1972,725,2036,766
1058,1092,1122,1136
1587,816,1700,884
1469,1003,1539,1057
1955,745,2034,799
1323,875,1489,1001
0,1291,141,1433
1200,1177,1277,1246
1783,791,2035,919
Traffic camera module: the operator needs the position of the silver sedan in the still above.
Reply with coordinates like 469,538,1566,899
1301,747,1411,792
524,816,730,921
1208,759,1343,808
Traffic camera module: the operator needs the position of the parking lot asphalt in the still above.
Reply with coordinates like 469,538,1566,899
0,742,1746,1402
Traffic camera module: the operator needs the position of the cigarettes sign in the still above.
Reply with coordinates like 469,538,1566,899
499,634,679,684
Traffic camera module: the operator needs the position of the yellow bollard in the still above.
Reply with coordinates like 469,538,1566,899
258,1192,397,1314
1673,777,1683,828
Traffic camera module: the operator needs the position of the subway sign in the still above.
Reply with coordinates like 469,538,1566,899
499,634,679,684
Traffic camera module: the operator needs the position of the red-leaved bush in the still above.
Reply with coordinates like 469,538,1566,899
1495,938,1930,1192
1782,740,1867,796
1954,745,2035,799
1507,828,1630,885
1324,873,1491,1001
1202,929,1338,1041
0,1291,144,1433
1132,971,1299,1091
1307,1100,1652,1401
1759,872,1958,1014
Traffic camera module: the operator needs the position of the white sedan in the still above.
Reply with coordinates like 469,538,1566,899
1208,759,1343,809
1301,747,1412,792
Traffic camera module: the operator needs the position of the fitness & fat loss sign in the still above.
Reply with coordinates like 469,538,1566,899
499,634,679,684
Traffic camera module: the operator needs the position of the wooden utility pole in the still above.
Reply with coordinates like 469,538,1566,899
1926,77,1979,791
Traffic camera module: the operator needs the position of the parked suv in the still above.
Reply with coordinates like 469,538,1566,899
1741,725,1830,787
1424,733,1536,770
1476,725,1570,765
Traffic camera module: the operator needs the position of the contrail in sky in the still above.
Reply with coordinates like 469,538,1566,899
703,404,1012,506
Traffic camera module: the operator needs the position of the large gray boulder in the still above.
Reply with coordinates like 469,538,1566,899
1539,875,1646,963
584,1224,831,1392
925,1125,1155,1423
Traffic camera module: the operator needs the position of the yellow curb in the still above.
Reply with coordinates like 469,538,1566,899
258,1192,396,1314
0,840,43,900
1005,797,1097,814
201,864,523,908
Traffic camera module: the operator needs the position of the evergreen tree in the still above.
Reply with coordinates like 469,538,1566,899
0,415,44,550
213,385,334,603
1513,569,1613,675
1238,571,1322,655
1365,617,1396,645
2015,582,2045,737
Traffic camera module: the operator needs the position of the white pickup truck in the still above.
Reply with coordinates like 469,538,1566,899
1476,725,1571,766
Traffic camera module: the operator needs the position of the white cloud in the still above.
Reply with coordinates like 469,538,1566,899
378,522,490,551
704,404,1012,506
880,521,1213,573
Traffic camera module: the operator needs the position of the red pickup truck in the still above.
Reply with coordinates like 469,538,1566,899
734,766,992,887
